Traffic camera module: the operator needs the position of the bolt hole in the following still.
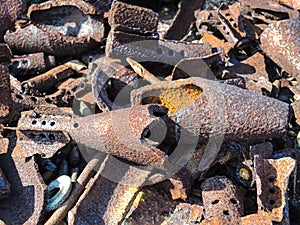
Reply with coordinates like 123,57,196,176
168,49,174,56
223,26,226,30
80,83,85,89
233,23,238,28
32,120,37,125
269,177,275,183
45,98,52,103
230,198,237,204
229,17,234,22
50,121,56,127
223,210,230,215
49,134,55,141
226,32,230,36
41,121,47,126
39,133,46,139
269,200,275,205
211,200,219,205
269,188,276,194
225,13,230,17
73,122,79,128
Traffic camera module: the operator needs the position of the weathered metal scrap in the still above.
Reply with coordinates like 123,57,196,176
0,65,12,122
67,104,176,167
109,0,159,35
0,167,11,200
201,176,243,219
69,156,151,225
164,0,204,40
106,30,212,63
4,24,98,56
0,155,47,225
260,17,300,77
21,64,74,95
13,106,72,158
131,77,290,143
10,52,56,77
0,43,12,61
240,0,299,22
28,0,104,42
254,156,296,222
0,0,28,40
161,203,203,225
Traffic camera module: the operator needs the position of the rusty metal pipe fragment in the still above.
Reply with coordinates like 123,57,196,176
67,105,175,167
4,24,99,56
260,17,300,77
131,77,290,143
11,52,56,77
21,64,73,95
109,0,159,35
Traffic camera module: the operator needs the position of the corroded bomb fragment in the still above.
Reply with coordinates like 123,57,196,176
131,77,290,143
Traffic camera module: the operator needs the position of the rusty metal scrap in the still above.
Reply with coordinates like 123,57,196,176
0,43,12,61
131,77,290,143
161,203,203,224
254,156,296,222
21,64,74,95
28,1,105,42
201,176,243,219
67,104,176,167
0,155,47,225
4,24,99,56
109,0,159,35
69,157,152,225
164,0,204,41
10,52,56,77
0,65,12,122
0,0,28,40
260,17,300,77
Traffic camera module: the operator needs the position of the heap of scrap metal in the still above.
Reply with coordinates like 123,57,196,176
0,0,300,224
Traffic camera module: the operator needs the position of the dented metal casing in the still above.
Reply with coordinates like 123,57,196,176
131,77,290,143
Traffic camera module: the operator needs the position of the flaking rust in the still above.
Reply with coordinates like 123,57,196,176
254,156,296,222
131,77,290,143
260,17,300,77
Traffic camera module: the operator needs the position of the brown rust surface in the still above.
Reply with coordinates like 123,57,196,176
254,156,296,222
0,65,12,121
109,0,159,35
260,18,300,77
4,24,98,56
201,176,243,219
0,155,47,225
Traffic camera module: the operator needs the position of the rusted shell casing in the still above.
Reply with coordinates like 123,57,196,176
11,52,56,76
260,17,300,77
67,105,173,167
21,64,73,95
4,25,98,56
109,0,159,35
131,77,290,143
